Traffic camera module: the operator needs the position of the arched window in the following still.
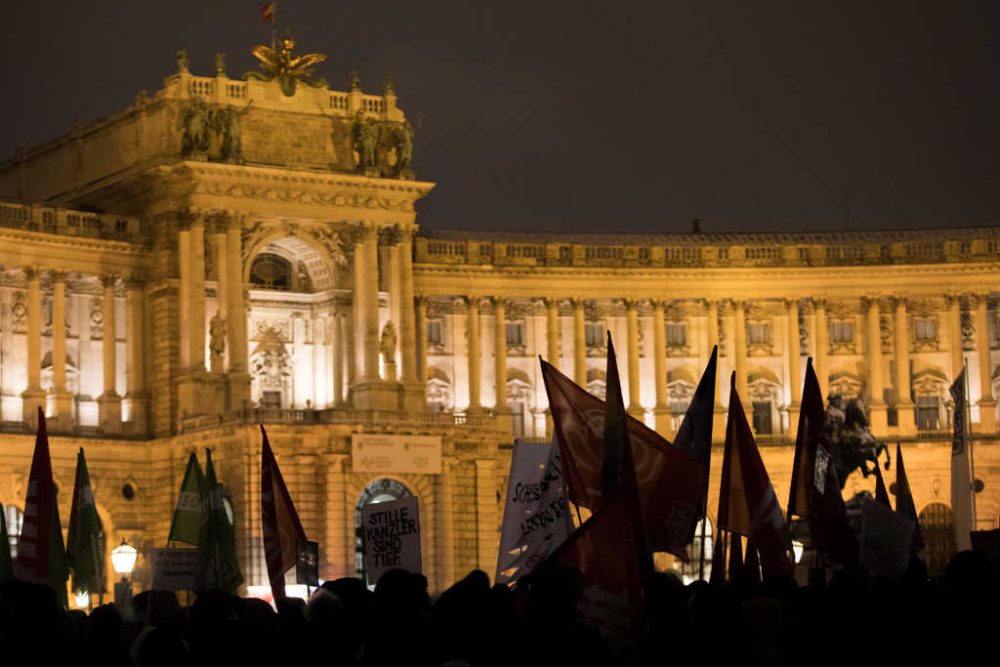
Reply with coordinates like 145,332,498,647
671,517,713,584
919,502,955,576
4,505,24,558
355,479,413,584
250,253,292,290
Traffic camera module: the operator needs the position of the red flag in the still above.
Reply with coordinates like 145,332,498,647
260,1,276,24
788,359,859,567
717,374,794,578
541,359,706,558
260,425,306,599
15,408,68,605
546,493,645,650
894,443,924,552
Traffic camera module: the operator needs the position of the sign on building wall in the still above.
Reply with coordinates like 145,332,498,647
361,496,422,585
351,434,442,474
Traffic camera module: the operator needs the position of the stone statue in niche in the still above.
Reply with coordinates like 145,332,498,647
210,311,226,372
380,321,398,381
210,103,252,162
350,114,416,179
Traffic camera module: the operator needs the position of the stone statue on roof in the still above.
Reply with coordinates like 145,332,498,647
246,34,327,97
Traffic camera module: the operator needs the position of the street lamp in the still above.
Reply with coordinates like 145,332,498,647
111,539,137,609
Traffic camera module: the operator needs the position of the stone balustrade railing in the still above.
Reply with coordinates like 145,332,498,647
178,74,385,118
0,200,144,244
176,406,496,434
414,229,1000,270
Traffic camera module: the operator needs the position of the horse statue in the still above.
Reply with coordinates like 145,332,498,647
823,395,890,489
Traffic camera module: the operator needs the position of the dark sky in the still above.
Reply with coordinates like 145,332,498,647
2,1,997,234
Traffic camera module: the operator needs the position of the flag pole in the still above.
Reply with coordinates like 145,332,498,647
964,359,977,528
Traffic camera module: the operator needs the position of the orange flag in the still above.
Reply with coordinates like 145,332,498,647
717,374,794,578
260,425,307,599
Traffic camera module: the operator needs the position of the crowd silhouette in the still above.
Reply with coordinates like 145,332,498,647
1,550,997,666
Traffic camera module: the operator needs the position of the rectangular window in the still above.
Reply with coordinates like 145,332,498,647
916,396,940,430
666,322,686,347
831,320,854,344
427,319,443,346
585,322,604,347
752,401,772,434
505,321,524,347
748,322,770,345
914,317,936,342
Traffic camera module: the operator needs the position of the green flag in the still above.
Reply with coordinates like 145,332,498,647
0,505,13,584
168,452,205,546
66,448,104,595
196,449,243,593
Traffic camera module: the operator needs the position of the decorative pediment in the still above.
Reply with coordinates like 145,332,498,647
828,369,863,400
912,366,948,397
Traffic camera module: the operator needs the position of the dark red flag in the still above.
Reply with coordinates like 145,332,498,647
717,374,794,578
542,360,706,558
260,425,307,599
894,443,924,552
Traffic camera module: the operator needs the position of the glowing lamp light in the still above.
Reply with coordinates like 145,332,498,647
111,540,138,577
792,540,805,564
73,591,90,609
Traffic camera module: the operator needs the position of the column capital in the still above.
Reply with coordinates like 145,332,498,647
700,298,718,312
944,292,964,307
22,266,41,282
123,275,146,290
378,224,403,246
889,296,908,311
623,298,640,311
463,295,482,309
543,296,561,310
650,298,667,312
967,292,991,308
861,295,883,311
489,295,507,309
100,274,119,290
47,269,68,284
571,297,587,309
810,297,827,310
414,294,427,307
783,297,801,310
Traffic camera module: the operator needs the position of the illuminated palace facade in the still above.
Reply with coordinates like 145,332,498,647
0,50,998,592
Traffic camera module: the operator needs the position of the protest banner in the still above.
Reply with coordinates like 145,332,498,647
495,439,574,585
296,540,319,586
151,548,198,591
859,499,914,577
362,496,422,585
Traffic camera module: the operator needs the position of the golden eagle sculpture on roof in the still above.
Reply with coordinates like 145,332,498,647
246,35,327,97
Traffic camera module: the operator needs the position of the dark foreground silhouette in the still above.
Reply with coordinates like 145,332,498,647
1,551,997,666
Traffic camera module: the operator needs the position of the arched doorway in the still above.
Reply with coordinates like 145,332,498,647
354,479,414,582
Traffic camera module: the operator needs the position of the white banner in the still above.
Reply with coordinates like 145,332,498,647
151,548,198,591
495,439,574,586
362,496,422,585
351,434,442,475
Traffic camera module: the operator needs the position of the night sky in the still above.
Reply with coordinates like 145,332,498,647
2,1,997,234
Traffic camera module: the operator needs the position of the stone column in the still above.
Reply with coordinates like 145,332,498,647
864,297,888,434
415,296,428,384
813,299,830,397
50,271,73,429
434,458,456,592
323,454,349,579
98,274,122,434
732,300,748,402
125,278,148,434
466,297,482,411
212,226,228,374
332,312,344,406
545,298,560,368
945,294,965,380
705,299,726,442
786,299,802,432
652,299,671,437
189,216,207,371
352,224,381,387
492,297,508,410
573,298,587,386
625,299,643,417
178,228,191,368
226,218,250,407
893,297,915,434
972,294,996,432
21,267,45,424
475,459,498,576
398,229,419,387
